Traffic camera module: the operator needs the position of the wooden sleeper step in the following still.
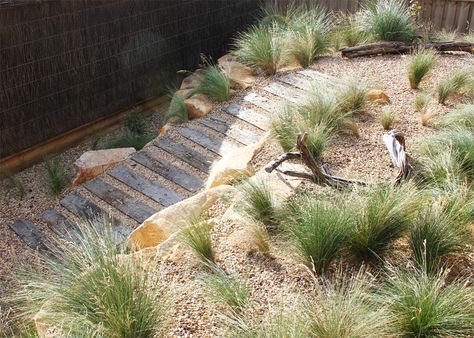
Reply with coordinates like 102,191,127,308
9,219,52,254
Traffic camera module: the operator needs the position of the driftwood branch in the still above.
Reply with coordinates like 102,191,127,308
265,133,366,186
382,130,411,185
341,41,474,58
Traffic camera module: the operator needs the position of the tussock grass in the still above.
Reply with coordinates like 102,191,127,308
125,111,147,136
417,128,474,185
348,184,419,262
439,104,474,130
286,8,331,68
359,0,417,42
410,194,473,272
43,155,66,195
286,195,352,274
379,265,474,337
414,91,430,111
379,110,396,130
248,224,271,256
233,24,286,76
180,220,215,264
437,69,473,104
272,87,366,159
334,13,367,48
0,168,26,197
164,90,188,124
309,270,390,337
201,267,250,313
239,181,278,231
11,218,166,337
194,64,231,102
407,49,437,89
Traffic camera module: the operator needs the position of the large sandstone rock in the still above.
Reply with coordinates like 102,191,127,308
180,69,203,90
185,94,214,119
205,133,269,189
218,54,256,90
71,148,135,186
367,89,390,104
129,185,236,250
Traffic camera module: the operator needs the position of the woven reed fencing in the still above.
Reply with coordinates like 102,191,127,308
0,0,258,160
266,0,474,32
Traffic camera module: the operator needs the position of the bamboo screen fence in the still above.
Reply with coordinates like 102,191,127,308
0,0,258,159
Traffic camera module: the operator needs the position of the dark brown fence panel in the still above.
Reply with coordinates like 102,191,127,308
0,0,259,159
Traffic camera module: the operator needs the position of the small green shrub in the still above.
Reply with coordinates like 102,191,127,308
286,196,352,274
43,155,66,195
194,64,231,102
233,24,286,75
0,168,26,197
414,91,430,111
309,270,390,337
286,8,331,68
12,218,166,337
164,91,188,124
180,220,215,264
348,184,418,262
239,181,278,231
410,195,473,272
359,0,417,42
437,69,473,104
407,49,437,89
200,267,250,313
380,110,397,130
439,104,474,130
379,266,474,337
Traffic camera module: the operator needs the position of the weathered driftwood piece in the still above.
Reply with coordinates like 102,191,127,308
265,134,366,186
341,41,474,58
382,130,411,184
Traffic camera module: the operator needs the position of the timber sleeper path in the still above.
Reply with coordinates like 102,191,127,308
8,69,340,253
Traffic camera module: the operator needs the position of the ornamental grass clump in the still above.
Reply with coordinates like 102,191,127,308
414,91,430,111
286,195,352,274
439,104,474,130
309,270,391,337
334,13,367,48
380,110,397,130
417,128,474,185
194,64,231,102
407,49,437,89
12,218,166,337
410,194,473,273
347,184,419,262
286,7,331,68
379,266,474,337
437,69,473,104
233,24,286,76
180,220,215,265
164,90,188,124
43,155,66,195
200,267,250,314
359,0,417,42
239,180,278,232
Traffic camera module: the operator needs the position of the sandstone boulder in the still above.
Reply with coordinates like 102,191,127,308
180,69,203,90
218,54,256,89
367,89,390,104
129,185,236,250
71,148,135,186
185,94,214,119
205,133,269,189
